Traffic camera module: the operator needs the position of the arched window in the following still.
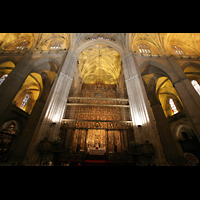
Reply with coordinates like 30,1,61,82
0,74,8,85
50,41,62,50
169,98,178,114
171,45,185,56
15,41,30,51
191,80,200,95
138,44,151,54
20,94,30,110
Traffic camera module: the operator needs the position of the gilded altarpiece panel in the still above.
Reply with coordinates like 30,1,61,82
62,82,134,154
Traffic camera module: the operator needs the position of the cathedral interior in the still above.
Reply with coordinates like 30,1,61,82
0,33,200,166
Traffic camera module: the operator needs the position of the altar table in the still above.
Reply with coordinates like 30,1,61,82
88,147,106,155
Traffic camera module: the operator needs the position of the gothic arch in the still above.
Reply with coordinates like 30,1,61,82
10,57,59,115
23,57,59,93
0,59,16,86
174,123,194,141
74,39,125,58
28,57,59,74
0,57,17,66
141,60,184,119
182,61,200,72
140,60,179,83
140,60,170,74
9,57,59,91
173,123,200,159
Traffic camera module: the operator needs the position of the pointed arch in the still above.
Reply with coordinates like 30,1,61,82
182,61,200,72
25,57,59,75
74,39,125,58
140,60,175,81
0,57,17,66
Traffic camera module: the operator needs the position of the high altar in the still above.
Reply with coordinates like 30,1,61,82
61,81,134,155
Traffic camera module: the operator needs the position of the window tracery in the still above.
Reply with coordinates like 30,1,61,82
20,94,30,110
86,36,113,41
169,98,178,114
191,80,200,95
50,41,62,50
138,44,151,54
171,45,185,56
15,41,30,51
0,74,8,85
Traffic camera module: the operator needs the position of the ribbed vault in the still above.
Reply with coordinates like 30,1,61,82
78,44,122,84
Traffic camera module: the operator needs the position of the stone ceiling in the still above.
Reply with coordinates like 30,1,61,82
78,43,121,84
1,33,200,86
1,33,200,56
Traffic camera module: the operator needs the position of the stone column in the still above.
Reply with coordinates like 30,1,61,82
151,102,185,164
38,51,78,141
122,53,168,165
8,98,46,164
24,51,78,164
0,33,42,122
143,81,186,165
0,52,32,122
168,56,200,140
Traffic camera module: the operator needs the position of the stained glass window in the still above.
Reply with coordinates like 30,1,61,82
138,44,151,54
171,45,185,56
191,80,200,95
0,74,8,85
20,94,30,110
169,98,178,115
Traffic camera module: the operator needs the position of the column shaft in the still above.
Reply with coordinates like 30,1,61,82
168,56,200,140
0,52,32,120
25,51,78,164
122,53,168,165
